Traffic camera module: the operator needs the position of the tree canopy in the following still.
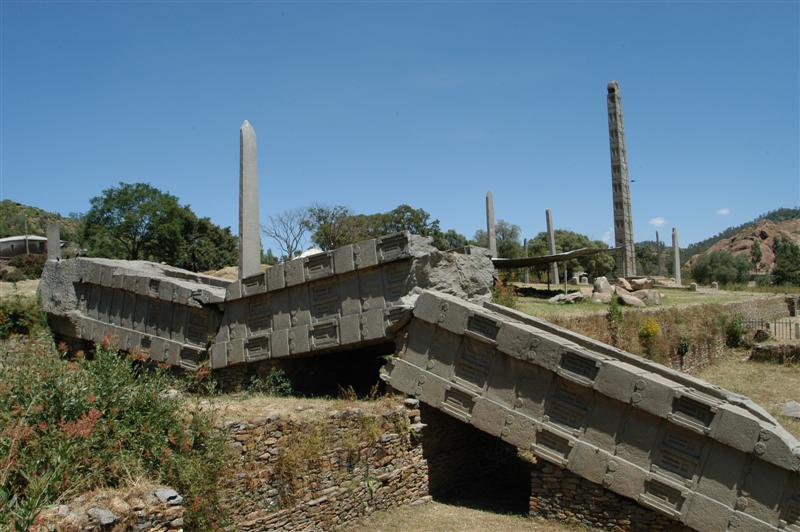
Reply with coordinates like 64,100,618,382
83,182,236,272
772,237,800,285
526,229,615,279
689,251,750,284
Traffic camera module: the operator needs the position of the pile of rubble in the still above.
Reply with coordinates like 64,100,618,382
548,276,663,307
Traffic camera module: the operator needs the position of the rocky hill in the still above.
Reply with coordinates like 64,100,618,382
685,218,800,272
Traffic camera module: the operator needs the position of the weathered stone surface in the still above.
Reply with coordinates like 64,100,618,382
782,401,800,419
616,277,633,291
614,285,631,297
383,290,800,532
607,80,636,277
593,276,613,294
239,120,261,280
87,507,117,526
689,282,698,291
591,292,612,303
632,289,661,306
545,209,559,284
672,227,682,286
711,281,719,290
618,293,645,307
47,222,61,261
629,278,653,290
548,292,585,304
486,191,497,258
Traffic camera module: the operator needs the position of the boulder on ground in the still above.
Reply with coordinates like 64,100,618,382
616,278,633,291
619,294,646,307
591,292,612,303
630,278,654,290
782,400,800,419
593,276,613,294
753,329,770,342
632,289,662,306
689,282,698,291
568,276,579,285
548,292,585,304
615,286,631,297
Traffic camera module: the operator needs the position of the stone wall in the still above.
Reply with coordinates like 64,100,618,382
218,400,429,530
750,343,800,363
530,460,692,532
33,485,184,531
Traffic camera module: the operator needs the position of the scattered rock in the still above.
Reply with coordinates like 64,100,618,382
591,292,612,303
753,329,770,342
154,488,183,506
630,278,654,290
593,276,613,294
711,281,719,290
579,276,589,285
632,289,662,306
619,294,646,307
689,282,698,291
548,292,585,304
614,286,631,297
568,276,580,285
616,278,633,291
87,507,118,526
782,401,800,419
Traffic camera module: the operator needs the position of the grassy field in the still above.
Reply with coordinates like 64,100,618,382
693,350,800,438
513,288,774,319
344,501,588,532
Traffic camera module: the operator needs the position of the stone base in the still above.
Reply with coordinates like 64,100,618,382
529,461,692,531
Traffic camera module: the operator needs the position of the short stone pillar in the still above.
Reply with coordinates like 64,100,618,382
711,281,719,290
689,282,697,291
579,276,589,285
47,222,61,261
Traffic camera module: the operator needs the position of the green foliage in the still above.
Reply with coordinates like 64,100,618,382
83,182,236,271
0,200,84,243
772,237,800,285
306,203,468,252
4,254,47,280
690,251,750,284
0,297,47,339
751,240,763,266
721,313,747,348
473,221,523,258
0,334,227,529
491,284,517,309
247,368,294,396
526,229,615,279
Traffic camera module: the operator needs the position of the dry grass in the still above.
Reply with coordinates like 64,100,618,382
343,501,591,532
513,288,772,319
200,393,405,425
0,279,39,298
692,351,800,439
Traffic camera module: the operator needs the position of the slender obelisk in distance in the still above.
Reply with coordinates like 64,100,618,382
607,81,637,278
239,120,261,280
486,191,497,258
672,227,682,285
545,209,559,284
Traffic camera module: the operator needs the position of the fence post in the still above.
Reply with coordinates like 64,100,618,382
795,323,799,340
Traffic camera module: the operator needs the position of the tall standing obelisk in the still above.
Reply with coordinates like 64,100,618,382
239,120,261,280
545,209,559,284
607,81,637,278
486,191,497,258
672,227,682,286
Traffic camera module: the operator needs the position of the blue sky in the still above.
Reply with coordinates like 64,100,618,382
2,1,798,251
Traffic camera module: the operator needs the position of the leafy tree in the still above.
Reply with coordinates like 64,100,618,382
83,182,236,271
305,203,466,252
305,204,360,251
772,237,800,285
689,251,750,284
472,220,523,259
751,240,763,266
526,230,615,279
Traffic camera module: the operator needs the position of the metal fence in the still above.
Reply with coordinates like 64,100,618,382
741,318,800,341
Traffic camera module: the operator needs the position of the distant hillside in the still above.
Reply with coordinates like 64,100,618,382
685,218,800,272
684,207,800,259
0,200,83,242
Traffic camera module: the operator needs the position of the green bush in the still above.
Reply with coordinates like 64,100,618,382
0,334,227,529
7,254,47,280
721,313,747,348
690,251,750,284
772,237,800,285
248,368,293,396
0,297,47,339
